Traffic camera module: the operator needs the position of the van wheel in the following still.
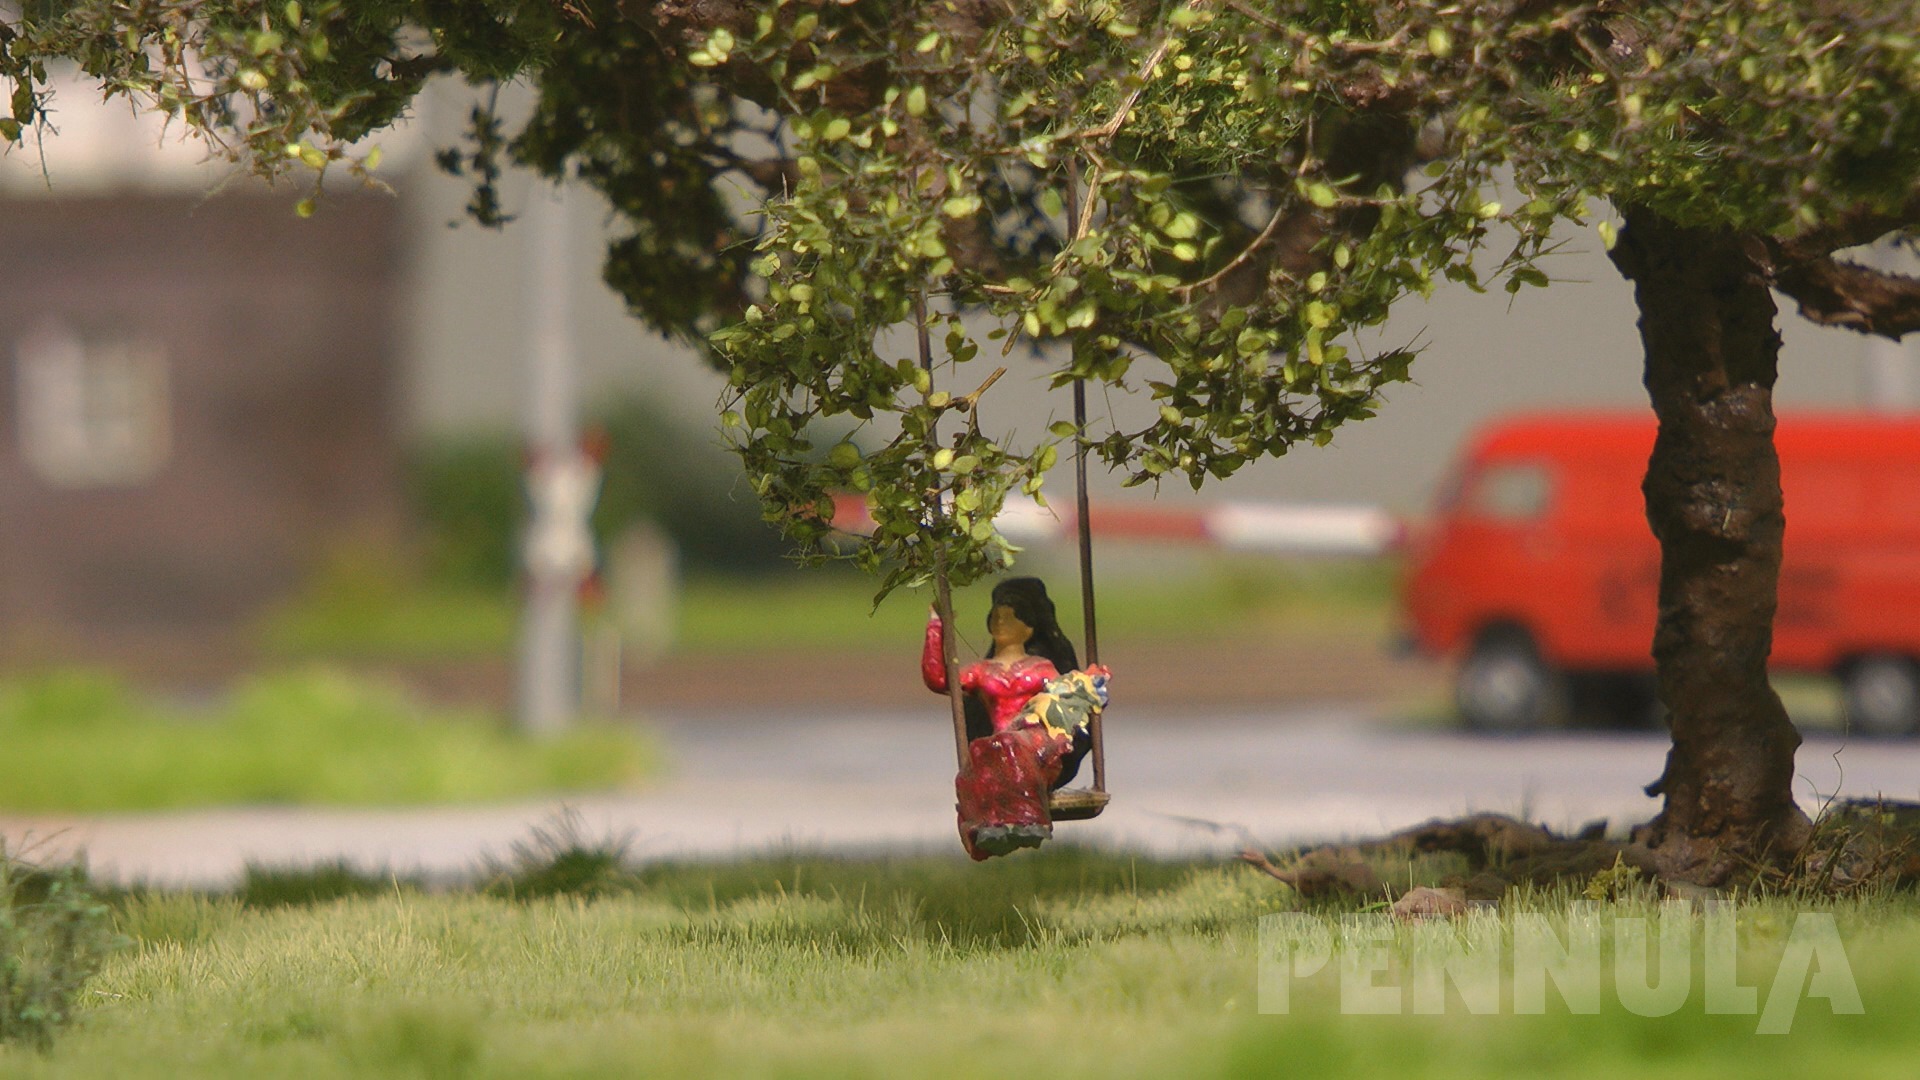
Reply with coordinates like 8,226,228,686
1842,655,1920,737
1570,674,1665,731
1456,630,1566,733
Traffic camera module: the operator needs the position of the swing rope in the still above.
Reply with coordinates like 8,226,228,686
1065,159,1105,799
918,291,971,771
1074,377,1106,796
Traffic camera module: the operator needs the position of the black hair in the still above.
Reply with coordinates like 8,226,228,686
986,577,1080,673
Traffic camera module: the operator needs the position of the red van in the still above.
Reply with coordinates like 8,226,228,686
1400,411,1920,735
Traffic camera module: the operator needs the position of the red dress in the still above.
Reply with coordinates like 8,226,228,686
923,615,1079,859
921,617,1059,731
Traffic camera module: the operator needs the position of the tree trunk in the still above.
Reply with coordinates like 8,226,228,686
1607,208,1812,886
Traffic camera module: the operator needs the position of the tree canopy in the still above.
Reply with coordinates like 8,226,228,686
14,0,1913,594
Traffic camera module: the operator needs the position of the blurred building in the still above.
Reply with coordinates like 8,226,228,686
0,191,406,660
0,77,413,663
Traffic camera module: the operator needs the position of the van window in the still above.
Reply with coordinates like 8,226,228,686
1466,462,1553,521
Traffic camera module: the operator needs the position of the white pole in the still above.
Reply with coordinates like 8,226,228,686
517,179,586,735
1863,243,1914,411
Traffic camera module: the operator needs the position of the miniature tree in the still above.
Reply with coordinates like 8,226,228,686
8,0,1920,883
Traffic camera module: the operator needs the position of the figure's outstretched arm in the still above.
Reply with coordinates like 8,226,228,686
922,609,950,693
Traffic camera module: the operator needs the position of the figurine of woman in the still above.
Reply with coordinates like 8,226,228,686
922,577,1109,859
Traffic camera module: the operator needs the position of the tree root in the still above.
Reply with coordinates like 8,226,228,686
1240,802,1920,914
1774,797,1920,894
1240,813,1645,912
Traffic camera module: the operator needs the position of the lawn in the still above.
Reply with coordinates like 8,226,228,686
3,850,1912,1078
675,556,1394,653
0,669,652,812
260,556,1398,659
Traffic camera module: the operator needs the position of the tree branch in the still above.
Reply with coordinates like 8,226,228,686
1775,190,1920,257
1762,186,1920,339
1770,252,1920,340
1171,203,1292,299
1070,2,1198,143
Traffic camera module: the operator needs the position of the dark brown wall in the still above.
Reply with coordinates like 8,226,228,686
0,192,405,657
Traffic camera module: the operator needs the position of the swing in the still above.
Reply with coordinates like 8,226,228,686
1041,376,1109,822
917,296,1110,824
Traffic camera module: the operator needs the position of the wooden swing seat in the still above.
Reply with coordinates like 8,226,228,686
1047,788,1110,821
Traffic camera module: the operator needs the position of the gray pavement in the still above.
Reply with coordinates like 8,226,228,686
6,708,1919,888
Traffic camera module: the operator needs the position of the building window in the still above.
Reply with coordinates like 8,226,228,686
15,325,171,488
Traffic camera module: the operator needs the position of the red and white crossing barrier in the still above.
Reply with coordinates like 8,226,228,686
829,493,1400,557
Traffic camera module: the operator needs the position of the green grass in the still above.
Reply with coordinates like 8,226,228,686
258,587,518,659
0,670,653,812
253,541,520,659
676,557,1394,653
679,553,1397,645
6,851,1917,1077
261,557,1396,660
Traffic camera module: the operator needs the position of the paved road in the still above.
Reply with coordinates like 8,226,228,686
7,708,1919,888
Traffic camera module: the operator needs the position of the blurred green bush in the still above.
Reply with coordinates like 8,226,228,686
0,669,653,811
0,853,120,1051
411,395,789,589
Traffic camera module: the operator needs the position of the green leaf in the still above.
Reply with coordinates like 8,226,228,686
1510,267,1550,290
